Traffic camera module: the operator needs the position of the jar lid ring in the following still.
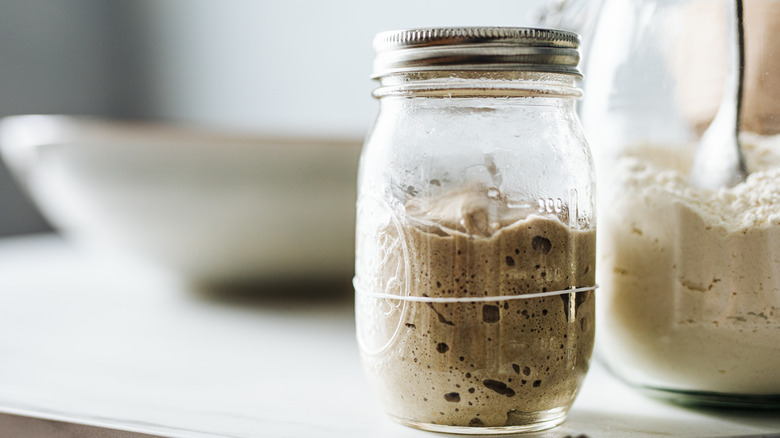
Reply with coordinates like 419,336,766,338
372,27,582,78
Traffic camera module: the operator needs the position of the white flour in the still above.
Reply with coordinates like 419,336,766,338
598,134,780,394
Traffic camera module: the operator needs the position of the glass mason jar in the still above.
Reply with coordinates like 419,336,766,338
354,27,597,434
582,0,780,407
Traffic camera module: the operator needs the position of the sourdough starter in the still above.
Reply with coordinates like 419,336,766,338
599,134,780,394
355,185,596,427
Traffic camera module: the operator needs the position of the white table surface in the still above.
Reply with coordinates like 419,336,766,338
0,234,778,438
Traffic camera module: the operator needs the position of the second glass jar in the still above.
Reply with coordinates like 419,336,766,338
582,0,780,408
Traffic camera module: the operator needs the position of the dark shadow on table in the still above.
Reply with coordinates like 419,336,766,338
672,403,780,434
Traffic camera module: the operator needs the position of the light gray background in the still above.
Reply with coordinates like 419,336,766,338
0,0,548,237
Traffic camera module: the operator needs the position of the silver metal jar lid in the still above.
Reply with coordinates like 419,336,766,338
372,27,581,78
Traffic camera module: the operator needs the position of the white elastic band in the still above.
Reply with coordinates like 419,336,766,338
356,285,598,303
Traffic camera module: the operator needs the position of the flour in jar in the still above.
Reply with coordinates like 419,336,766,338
598,133,780,394
355,184,596,428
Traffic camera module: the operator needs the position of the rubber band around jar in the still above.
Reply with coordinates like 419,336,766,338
355,285,598,303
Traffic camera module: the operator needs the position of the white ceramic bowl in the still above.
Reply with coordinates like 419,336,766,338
0,115,362,286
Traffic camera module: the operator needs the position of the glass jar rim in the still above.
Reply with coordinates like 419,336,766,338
372,71,583,99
